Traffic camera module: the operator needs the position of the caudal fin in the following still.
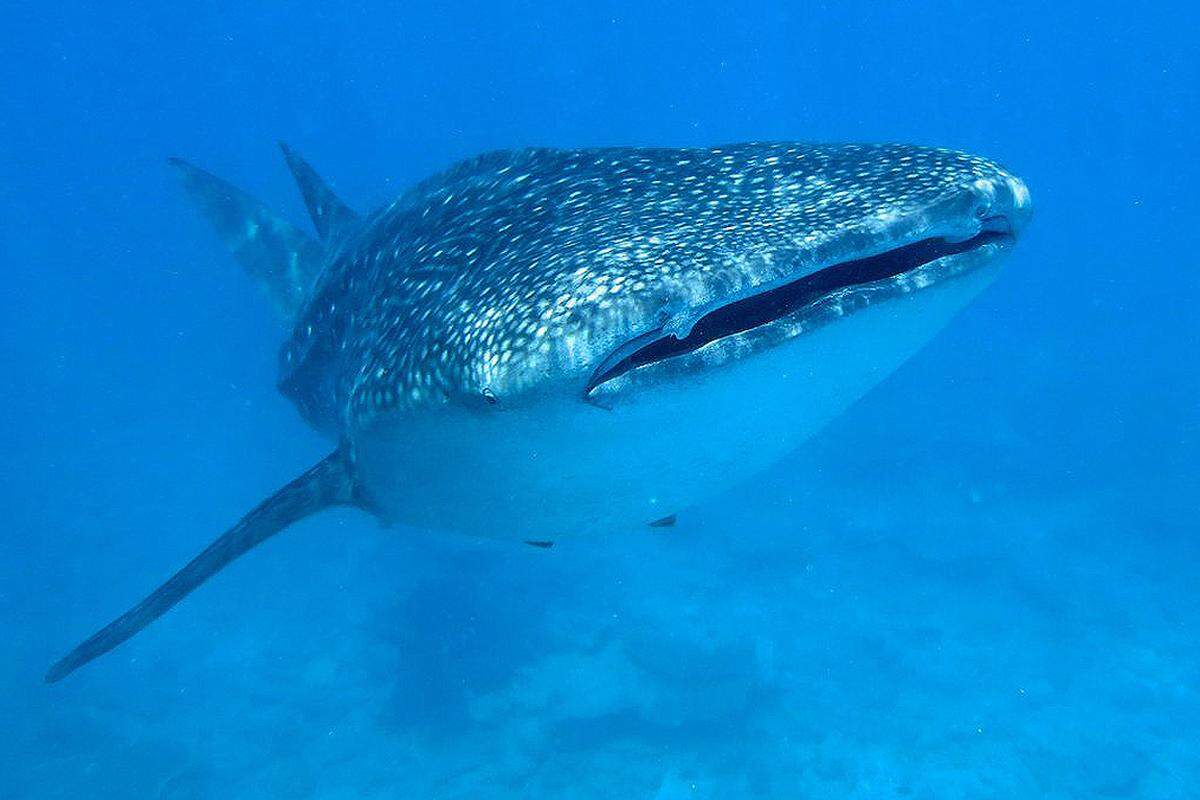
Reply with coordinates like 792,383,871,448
169,157,325,322
45,452,356,683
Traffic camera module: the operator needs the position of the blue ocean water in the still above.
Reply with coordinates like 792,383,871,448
2,1,1197,797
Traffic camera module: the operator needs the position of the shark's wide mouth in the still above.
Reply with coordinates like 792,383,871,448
585,229,1010,393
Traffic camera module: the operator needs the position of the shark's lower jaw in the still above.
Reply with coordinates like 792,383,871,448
585,228,1014,395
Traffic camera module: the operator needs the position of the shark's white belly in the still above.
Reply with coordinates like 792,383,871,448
353,264,998,541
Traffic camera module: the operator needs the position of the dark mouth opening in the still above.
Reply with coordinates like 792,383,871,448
585,229,1007,393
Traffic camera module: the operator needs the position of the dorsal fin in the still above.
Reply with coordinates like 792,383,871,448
278,142,359,242
169,157,324,322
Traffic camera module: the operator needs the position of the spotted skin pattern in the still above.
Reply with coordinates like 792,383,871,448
279,143,1022,431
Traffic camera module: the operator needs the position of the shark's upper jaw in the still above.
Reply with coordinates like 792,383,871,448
584,175,1031,396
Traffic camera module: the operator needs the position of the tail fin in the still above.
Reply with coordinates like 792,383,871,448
45,451,356,683
169,157,325,322
278,143,359,242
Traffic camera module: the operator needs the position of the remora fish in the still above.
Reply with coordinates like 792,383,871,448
46,142,1031,682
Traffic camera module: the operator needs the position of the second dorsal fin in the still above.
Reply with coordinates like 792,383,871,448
278,143,359,242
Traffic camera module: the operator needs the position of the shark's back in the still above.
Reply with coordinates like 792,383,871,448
281,143,993,435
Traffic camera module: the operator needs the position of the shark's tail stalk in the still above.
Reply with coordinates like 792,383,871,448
45,451,356,683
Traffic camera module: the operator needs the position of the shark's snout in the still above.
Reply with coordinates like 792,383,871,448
971,171,1033,239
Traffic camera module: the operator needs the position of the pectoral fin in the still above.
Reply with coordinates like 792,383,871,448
45,451,360,683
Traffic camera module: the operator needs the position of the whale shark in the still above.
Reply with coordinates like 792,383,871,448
46,141,1031,682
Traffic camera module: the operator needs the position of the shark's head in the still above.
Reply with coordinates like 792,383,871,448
570,144,1032,402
